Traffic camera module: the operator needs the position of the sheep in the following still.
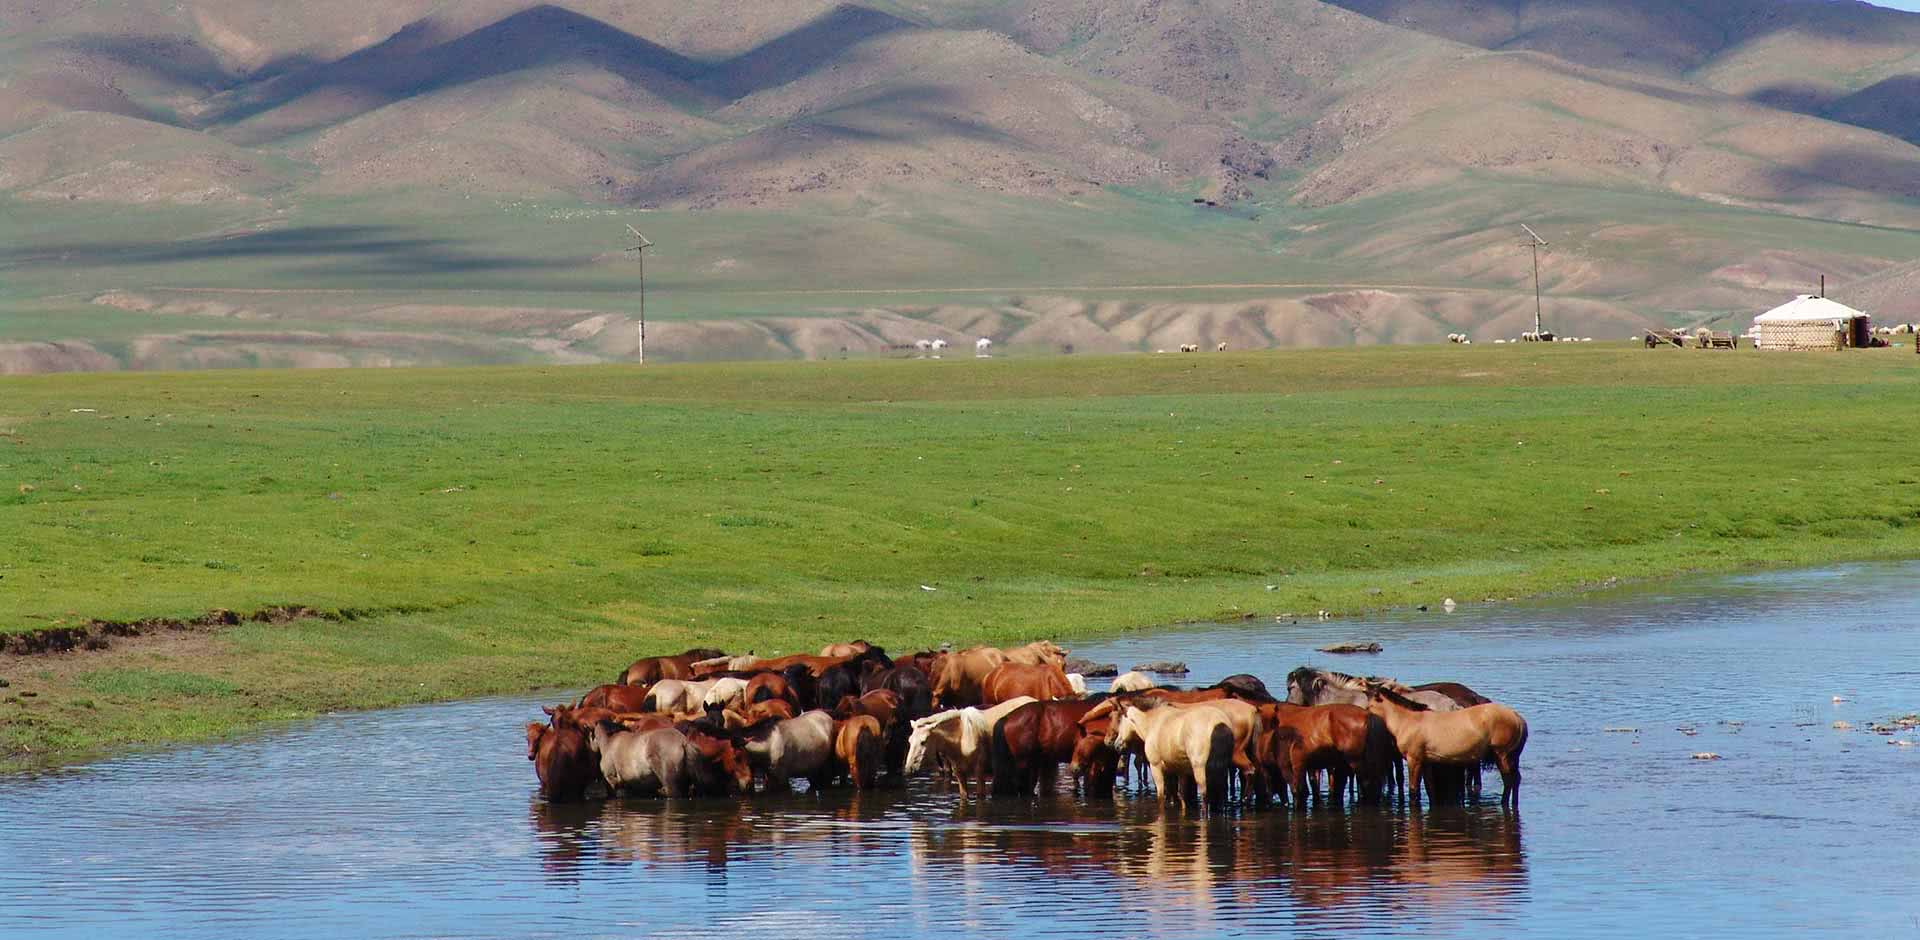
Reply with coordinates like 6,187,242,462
975,337,993,357
1494,339,1507,344
914,339,932,359
1216,342,1228,352
930,338,949,359
1179,344,1199,353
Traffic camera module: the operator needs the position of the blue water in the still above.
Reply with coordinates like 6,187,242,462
3,562,1917,938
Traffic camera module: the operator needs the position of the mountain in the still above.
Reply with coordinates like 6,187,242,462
2,0,1918,371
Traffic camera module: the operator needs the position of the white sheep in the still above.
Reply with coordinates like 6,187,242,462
1216,342,1228,352
914,339,932,358
975,337,993,357
1179,344,1199,353
930,338,949,358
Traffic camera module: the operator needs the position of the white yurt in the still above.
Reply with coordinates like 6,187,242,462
1752,295,1870,351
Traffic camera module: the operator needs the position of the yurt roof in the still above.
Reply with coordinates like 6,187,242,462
1754,295,1867,323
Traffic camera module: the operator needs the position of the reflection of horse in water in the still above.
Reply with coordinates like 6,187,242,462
906,802,1526,926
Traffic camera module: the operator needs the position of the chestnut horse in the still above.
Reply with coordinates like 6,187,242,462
1366,687,1528,808
578,684,653,712
979,662,1075,706
831,714,885,789
989,698,1104,796
744,672,798,709
619,647,725,686
1254,701,1393,807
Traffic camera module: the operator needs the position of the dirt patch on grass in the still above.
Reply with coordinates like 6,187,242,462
2,605,327,657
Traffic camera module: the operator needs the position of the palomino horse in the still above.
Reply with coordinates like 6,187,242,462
618,648,725,686
979,662,1076,706
820,640,873,658
1366,687,1528,808
904,697,1037,797
831,714,885,789
988,697,1105,796
1106,705,1236,811
641,679,720,713
1109,671,1156,693
1000,640,1069,667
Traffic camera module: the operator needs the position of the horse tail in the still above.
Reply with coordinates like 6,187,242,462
989,717,1018,798
1205,723,1234,811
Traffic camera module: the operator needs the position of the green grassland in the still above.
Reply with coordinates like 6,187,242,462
2,345,1918,768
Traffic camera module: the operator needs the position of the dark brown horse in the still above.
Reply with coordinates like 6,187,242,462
989,698,1104,797
528,720,600,802
979,662,1075,706
619,648,725,686
860,663,933,720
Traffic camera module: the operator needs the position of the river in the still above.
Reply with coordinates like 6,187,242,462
3,562,1918,938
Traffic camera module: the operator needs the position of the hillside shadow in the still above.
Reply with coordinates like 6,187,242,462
1764,146,1920,204
0,225,577,277
1822,74,1920,146
207,3,916,141
212,4,713,136
700,4,914,100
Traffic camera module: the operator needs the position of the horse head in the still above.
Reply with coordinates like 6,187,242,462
1108,706,1145,752
525,722,546,761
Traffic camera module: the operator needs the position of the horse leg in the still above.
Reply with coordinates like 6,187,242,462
1151,765,1170,806
1496,750,1521,809
1328,767,1348,811
1404,755,1424,809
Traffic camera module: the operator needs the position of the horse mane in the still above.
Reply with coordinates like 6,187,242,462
1370,684,1430,711
1205,679,1276,704
1081,691,1111,705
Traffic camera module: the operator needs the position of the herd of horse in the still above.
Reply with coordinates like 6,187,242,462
524,640,1529,813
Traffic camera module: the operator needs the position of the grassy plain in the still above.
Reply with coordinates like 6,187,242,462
2,345,1918,768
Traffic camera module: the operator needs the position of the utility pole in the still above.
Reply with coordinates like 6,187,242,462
625,225,653,364
1520,223,1549,338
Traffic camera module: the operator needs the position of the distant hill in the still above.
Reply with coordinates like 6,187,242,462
3,0,1918,371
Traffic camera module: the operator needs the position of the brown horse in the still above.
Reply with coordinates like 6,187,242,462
1251,724,1301,808
931,646,1007,708
528,720,600,802
619,648,725,686
680,726,756,795
831,714,885,789
979,662,1075,706
730,699,798,725
1366,687,1528,808
578,684,653,712
989,698,1104,796
1254,701,1393,807
744,672,798,709
1067,717,1123,798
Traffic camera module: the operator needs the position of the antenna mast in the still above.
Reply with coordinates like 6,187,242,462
625,225,654,364
1520,224,1549,337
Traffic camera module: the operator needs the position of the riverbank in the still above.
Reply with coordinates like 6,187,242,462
3,345,1917,769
